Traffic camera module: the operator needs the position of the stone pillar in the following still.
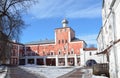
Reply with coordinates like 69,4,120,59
65,54,68,66
80,48,85,66
43,57,46,65
34,58,36,65
25,57,28,65
74,54,77,66
56,55,59,66
17,45,20,65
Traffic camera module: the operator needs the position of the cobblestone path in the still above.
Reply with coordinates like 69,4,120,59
5,66,46,78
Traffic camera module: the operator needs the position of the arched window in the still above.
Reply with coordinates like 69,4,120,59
62,40,64,44
43,51,45,55
58,40,60,44
71,49,74,54
68,52,70,55
50,52,54,55
58,50,61,55
65,40,67,43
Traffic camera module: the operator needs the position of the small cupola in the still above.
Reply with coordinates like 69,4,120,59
62,18,68,27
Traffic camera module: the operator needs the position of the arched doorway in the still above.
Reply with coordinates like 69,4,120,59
86,59,97,67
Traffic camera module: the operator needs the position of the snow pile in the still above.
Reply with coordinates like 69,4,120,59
20,65,76,78
0,66,8,78
92,75,108,78
0,66,4,71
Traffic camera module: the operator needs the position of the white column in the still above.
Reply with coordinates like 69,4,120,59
25,46,27,65
74,54,77,66
34,58,37,65
80,48,85,66
56,55,59,66
43,57,46,65
25,57,28,65
65,54,68,66
17,45,20,65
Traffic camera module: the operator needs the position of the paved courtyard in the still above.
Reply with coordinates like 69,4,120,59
57,68,84,78
5,65,84,78
5,66,46,78
2,65,108,78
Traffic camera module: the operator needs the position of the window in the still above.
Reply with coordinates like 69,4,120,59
64,46,66,50
71,49,74,54
47,53,50,55
50,52,54,55
43,51,45,55
58,51,61,55
68,52,70,55
89,52,92,56
65,40,67,43
62,40,64,44
58,40,60,44
58,50,61,55
60,29,62,32
71,51,74,54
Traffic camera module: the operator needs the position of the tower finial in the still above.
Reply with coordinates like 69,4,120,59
62,18,68,27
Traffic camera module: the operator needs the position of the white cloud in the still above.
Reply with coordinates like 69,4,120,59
66,3,101,18
78,34,98,45
28,0,102,19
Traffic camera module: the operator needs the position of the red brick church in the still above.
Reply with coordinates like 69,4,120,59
7,19,87,66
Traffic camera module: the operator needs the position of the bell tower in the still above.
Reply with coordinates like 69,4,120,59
55,19,75,44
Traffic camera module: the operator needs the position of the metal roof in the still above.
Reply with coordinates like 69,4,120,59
25,40,55,45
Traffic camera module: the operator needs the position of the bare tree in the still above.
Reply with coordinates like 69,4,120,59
0,0,37,64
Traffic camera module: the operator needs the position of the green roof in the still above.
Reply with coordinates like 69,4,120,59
25,40,55,45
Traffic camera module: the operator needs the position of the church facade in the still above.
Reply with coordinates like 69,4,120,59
18,19,87,66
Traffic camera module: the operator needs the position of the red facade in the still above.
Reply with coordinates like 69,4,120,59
9,19,86,66
26,27,85,57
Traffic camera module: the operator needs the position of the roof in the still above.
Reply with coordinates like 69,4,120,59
96,49,107,55
83,48,97,51
25,40,55,45
10,41,24,45
62,18,68,24
71,37,82,42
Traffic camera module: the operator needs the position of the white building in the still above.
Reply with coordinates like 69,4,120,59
80,48,100,66
97,0,120,78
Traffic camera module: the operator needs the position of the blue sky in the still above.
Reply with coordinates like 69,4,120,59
21,0,102,47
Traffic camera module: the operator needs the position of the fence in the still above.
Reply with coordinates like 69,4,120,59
92,63,109,77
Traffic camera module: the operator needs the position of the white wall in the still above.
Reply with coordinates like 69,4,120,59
99,0,120,78
80,49,101,66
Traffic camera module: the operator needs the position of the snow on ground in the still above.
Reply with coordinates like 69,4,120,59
20,64,76,78
92,75,108,78
0,66,4,71
0,66,7,78
20,64,108,78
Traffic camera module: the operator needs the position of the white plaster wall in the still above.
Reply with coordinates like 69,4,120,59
109,47,117,78
84,50,100,64
97,30,104,52
113,2,120,78
80,49,85,66
99,1,120,78
115,3,120,41
115,42,120,78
